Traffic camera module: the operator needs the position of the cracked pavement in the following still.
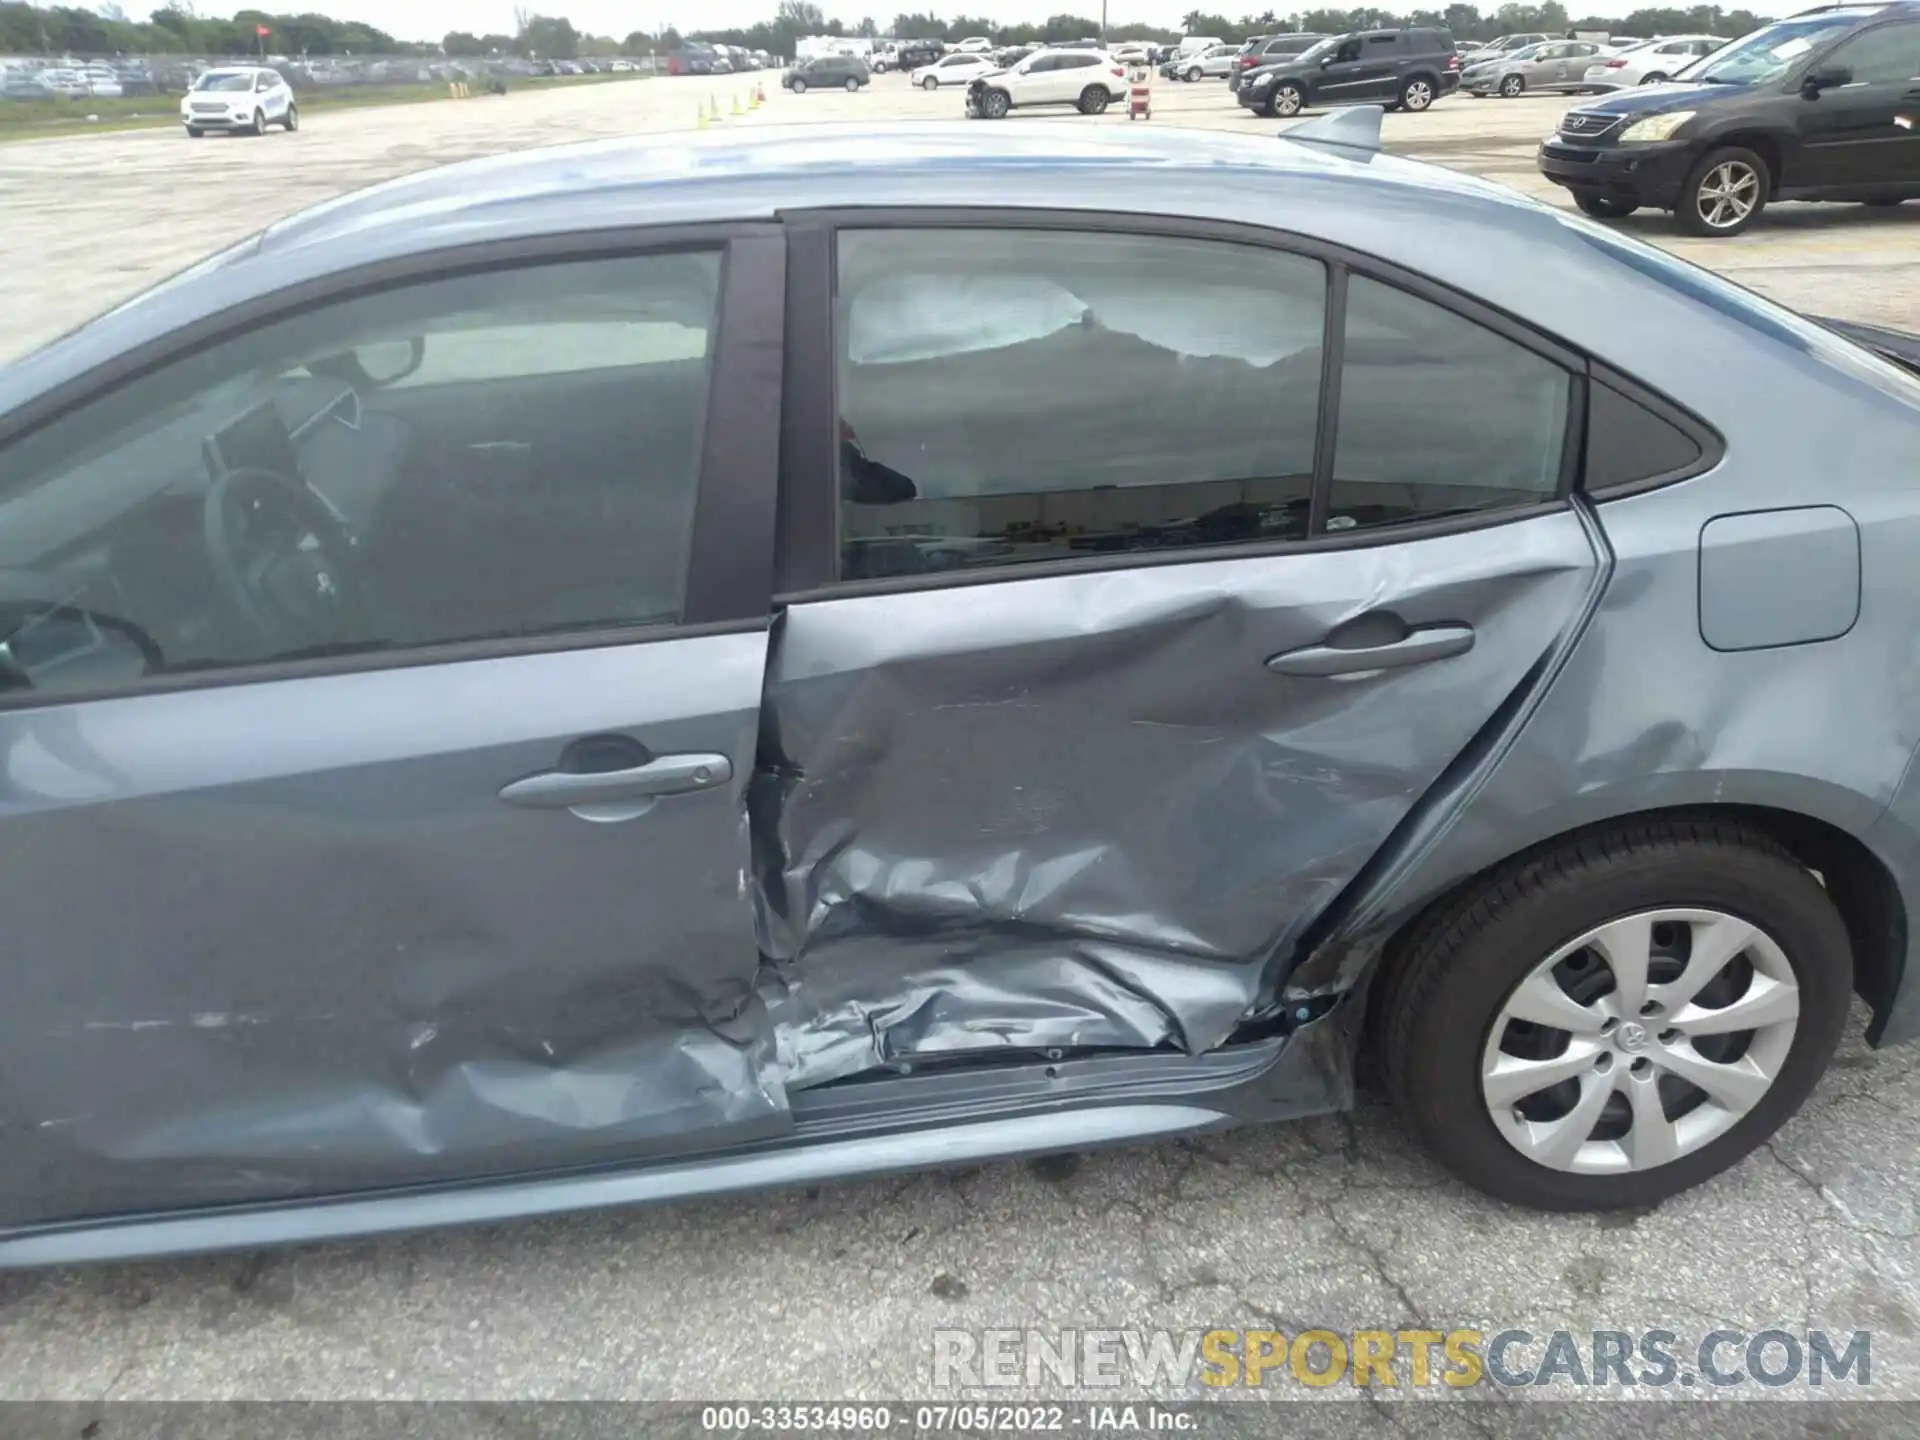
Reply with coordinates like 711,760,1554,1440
1,74,1918,1413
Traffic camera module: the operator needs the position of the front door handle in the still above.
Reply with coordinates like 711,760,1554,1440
1266,623,1476,677
499,753,733,821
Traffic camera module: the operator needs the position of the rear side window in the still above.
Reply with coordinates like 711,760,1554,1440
835,229,1326,580
1330,276,1571,532
832,229,1576,581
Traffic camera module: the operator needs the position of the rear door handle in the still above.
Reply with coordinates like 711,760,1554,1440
499,753,733,821
1266,623,1476,677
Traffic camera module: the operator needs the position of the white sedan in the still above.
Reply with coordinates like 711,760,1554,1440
913,53,998,88
1580,34,1724,91
181,67,299,137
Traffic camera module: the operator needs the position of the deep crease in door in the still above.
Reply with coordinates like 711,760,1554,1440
749,512,1601,1090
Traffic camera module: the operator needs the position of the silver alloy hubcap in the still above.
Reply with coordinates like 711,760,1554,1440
1481,909,1800,1174
1697,161,1760,228
1408,81,1432,107
1278,89,1301,114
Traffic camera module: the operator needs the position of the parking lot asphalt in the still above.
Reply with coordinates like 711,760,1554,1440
2,73,1919,1412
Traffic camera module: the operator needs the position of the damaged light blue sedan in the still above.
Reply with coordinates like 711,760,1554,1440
1,119,1919,1265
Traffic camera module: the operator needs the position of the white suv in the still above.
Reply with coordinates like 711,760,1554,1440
182,67,297,137
968,49,1130,118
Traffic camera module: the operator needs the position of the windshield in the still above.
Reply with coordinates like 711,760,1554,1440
194,72,253,91
1688,13,1862,83
1293,37,1339,64
1505,44,1546,61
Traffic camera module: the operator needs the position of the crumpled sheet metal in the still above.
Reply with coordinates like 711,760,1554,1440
0,637,783,1228
753,514,1598,1089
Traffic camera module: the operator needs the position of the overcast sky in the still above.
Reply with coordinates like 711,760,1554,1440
181,0,1657,44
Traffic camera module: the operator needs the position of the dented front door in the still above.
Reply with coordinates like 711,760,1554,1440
0,231,786,1228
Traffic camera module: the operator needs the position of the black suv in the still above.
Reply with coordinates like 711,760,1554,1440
783,54,872,92
1237,27,1460,117
1230,33,1327,94
1538,3,1920,236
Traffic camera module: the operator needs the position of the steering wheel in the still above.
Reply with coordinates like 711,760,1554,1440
202,466,371,654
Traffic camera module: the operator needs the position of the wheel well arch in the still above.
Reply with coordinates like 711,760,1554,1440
1360,802,1906,1048
1701,130,1786,195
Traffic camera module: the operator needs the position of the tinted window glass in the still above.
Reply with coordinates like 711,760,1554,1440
0,252,718,696
1329,276,1570,532
1827,22,1920,83
835,229,1327,580
1584,379,1706,492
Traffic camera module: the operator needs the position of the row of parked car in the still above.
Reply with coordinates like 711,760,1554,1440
666,42,775,76
0,52,627,101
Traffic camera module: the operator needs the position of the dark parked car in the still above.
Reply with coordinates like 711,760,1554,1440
4,117,1920,1263
1239,26,1461,116
1539,2,1920,235
784,54,871,92
894,40,945,70
1230,33,1326,93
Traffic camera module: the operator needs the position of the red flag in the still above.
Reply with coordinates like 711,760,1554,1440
256,24,271,37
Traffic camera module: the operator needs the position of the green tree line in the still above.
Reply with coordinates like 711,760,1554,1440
0,4,420,55
0,0,1778,59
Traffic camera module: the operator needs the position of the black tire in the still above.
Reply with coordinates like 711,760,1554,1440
1499,73,1524,97
1399,74,1436,111
283,104,298,131
1641,72,1668,85
251,109,266,136
1573,191,1638,219
1378,818,1851,1211
922,75,939,90
1677,144,1770,237
1185,66,1203,82
982,88,1010,119
845,76,860,92
1271,82,1304,117
186,125,204,138
1862,196,1908,207
1078,85,1109,115
792,78,807,93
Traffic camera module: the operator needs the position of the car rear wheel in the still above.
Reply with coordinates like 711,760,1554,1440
1499,73,1524,97
845,76,860,92
1400,76,1435,110
1641,72,1669,85
1378,818,1851,1210
922,75,939,90
1271,82,1304,116
1078,85,1109,115
1573,191,1638,219
981,88,1010,119
283,104,298,131
1678,145,1769,236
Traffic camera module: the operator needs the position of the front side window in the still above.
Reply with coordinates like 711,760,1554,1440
835,229,1327,580
0,251,720,697
1824,22,1920,84
1330,276,1570,531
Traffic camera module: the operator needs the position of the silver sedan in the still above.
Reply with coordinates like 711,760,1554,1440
1465,39,1606,96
